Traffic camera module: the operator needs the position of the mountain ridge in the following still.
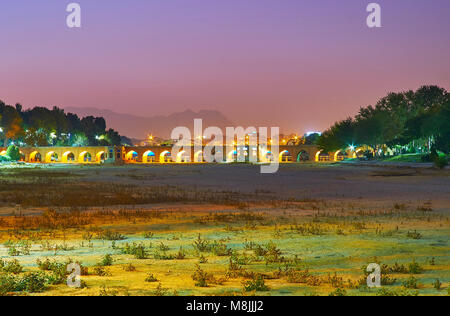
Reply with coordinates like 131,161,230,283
64,106,234,139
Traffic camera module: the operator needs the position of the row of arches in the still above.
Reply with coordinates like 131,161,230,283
123,149,342,163
125,150,206,163
29,151,106,163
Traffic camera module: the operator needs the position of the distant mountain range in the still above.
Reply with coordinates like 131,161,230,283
64,107,234,140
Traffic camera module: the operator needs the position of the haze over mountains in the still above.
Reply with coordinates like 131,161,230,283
64,107,234,140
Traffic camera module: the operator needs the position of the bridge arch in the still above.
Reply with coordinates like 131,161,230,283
160,151,172,163
315,150,324,162
78,151,92,163
62,151,75,163
227,150,237,162
263,150,274,163
45,151,58,163
334,150,345,162
0,150,6,156
30,151,42,162
143,150,156,163
96,151,106,163
194,150,204,163
176,150,191,163
297,150,310,162
125,150,138,162
279,150,292,162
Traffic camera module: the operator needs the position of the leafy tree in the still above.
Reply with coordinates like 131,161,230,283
1,100,125,147
0,103,24,146
318,85,450,157
317,118,356,152
5,145,21,161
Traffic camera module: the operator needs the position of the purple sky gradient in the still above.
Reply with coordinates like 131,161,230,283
1,0,449,135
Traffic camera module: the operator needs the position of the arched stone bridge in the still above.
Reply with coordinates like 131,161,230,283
0,145,353,164
0,146,116,163
121,145,347,163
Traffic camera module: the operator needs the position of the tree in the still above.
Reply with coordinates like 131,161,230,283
5,145,21,161
1,101,126,148
317,118,356,152
0,104,24,146
318,85,449,157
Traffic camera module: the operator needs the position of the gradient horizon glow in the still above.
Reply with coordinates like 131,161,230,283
1,0,449,135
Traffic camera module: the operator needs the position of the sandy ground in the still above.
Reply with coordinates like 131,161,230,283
53,162,450,208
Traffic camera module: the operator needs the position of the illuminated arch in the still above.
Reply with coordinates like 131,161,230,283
45,151,58,163
194,150,204,163
297,150,310,162
227,150,237,162
125,151,138,162
78,151,92,163
315,150,323,162
316,150,331,162
264,151,274,163
96,151,106,163
176,150,190,163
30,151,42,163
0,150,6,156
160,151,171,163
353,148,364,158
62,151,75,163
279,150,292,163
334,150,345,162
19,151,25,161
143,151,156,163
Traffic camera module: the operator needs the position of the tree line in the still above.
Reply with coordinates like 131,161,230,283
0,101,123,147
317,85,450,156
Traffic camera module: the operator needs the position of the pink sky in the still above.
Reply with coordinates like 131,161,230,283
1,0,449,135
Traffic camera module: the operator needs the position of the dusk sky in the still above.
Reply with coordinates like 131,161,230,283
1,0,449,135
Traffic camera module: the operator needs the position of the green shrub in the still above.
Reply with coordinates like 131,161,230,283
98,230,126,241
402,276,418,289
145,273,158,282
434,156,448,169
211,241,232,256
192,264,209,287
5,145,21,161
193,234,211,252
0,272,47,295
121,243,148,259
377,288,419,296
93,266,110,276
0,259,23,274
36,258,88,284
123,263,136,272
328,288,347,296
100,254,113,266
406,231,422,240
243,275,269,292
433,279,442,290
408,260,423,274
